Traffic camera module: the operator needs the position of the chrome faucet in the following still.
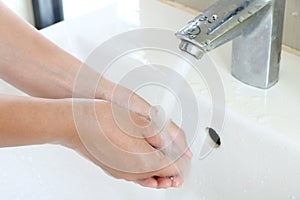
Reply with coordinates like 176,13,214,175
176,0,286,89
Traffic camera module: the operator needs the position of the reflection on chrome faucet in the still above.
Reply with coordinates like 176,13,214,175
176,0,286,89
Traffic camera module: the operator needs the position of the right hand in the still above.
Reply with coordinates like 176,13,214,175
64,100,192,189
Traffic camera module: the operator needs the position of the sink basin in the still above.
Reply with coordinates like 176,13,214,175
1,0,300,199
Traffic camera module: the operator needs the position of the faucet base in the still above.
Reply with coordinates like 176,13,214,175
176,0,286,89
231,0,286,89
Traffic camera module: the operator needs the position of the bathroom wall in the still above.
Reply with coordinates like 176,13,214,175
283,0,300,51
1,0,298,51
160,0,300,51
2,0,35,25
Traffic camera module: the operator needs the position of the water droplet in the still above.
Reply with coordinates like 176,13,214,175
292,12,298,17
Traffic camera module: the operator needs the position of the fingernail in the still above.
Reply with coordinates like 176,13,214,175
172,177,181,188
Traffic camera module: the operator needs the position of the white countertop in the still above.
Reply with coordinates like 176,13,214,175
1,1,300,199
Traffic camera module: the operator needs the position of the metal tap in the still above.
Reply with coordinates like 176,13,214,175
176,0,286,89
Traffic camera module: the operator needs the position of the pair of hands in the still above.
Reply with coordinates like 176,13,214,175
66,78,192,189
0,2,192,188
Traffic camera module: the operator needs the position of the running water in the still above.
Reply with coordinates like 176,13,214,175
107,47,207,183
144,57,199,182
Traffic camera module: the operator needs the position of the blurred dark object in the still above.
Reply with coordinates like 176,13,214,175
32,0,64,29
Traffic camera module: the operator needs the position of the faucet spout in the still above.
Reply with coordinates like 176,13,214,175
176,0,286,89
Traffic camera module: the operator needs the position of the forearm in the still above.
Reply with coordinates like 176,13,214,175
0,95,74,147
0,2,105,99
0,97,190,188
0,2,151,116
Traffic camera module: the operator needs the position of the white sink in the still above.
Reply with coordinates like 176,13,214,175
1,0,300,199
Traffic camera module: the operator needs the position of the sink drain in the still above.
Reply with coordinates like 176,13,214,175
206,128,221,147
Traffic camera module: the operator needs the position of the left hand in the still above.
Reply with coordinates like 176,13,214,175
93,78,193,188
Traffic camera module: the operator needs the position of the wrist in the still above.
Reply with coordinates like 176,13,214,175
56,99,108,152
0,96,76,148
50,99,79,148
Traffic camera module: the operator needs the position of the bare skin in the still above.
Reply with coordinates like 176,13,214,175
0,2,192,189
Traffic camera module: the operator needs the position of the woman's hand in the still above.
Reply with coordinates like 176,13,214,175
0,95,191,188
0,3,192,188
65,100,192,188
94,77,152,117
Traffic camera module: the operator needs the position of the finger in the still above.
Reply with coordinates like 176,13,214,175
99,79,192,158
153,159,181,178
104,81,152,117
164,121,193,159
146,106,192,158
143,106,166,148
136,176,183,189
126,105,165,148
170,176,183,188
135,178,158,188
150,135,192,182
156,177,173,189
128,92,152,117
145,133,164,149
97,78,151,116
